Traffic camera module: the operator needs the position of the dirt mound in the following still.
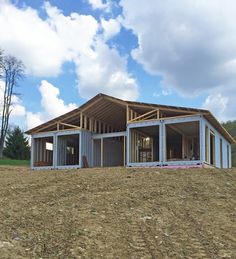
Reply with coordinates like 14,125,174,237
0,167,235,258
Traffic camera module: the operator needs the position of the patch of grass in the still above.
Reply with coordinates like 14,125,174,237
0,158,30,166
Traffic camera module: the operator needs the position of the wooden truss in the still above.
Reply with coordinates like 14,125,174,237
128,109,160,123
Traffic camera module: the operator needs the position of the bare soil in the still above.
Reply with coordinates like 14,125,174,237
0,166,235,258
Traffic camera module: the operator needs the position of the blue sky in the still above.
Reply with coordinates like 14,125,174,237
0,0,235,130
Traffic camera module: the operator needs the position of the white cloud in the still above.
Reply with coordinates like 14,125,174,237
25,80,77,129
1,79,77,130
203,85,236,122
75,40,139,100
87,0,110,11
44,2,99,58
153,89,172,98
26,112,43,130
120,0,236,96
0,0,67,76
11,98,26,117
43,3,136,100
0,1,137,104
101,18,121,41
39,80,77,118
120,0,236,120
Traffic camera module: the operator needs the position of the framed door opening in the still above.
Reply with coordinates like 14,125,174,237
129,125,160,164
165,121,200,162
93,136,125,167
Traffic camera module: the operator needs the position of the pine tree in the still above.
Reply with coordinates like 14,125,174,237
3,127,30,160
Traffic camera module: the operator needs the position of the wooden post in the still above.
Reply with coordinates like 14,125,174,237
80,112,83,128
94,120,97,133
89,118,92,132
84,115,87,130
157,109,160,119
126,105,129,123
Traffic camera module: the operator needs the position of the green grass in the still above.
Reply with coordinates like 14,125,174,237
0,158,30,166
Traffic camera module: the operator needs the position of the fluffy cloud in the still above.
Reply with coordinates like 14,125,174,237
101,18,121,41
44,2,99,58
43,3,138,100
26,80,77,129
1,79,77,130
0,1,138,102
26,112,43,130
0,0,67,76
120,0,236,120
75,40,138,100
203,85,236,122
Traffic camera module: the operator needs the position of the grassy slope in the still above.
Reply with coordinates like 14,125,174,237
222,120,236,167
0,159,30,166
0,166,235,258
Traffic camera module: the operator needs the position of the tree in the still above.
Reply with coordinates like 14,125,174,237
0,54,25,158
0,49,3,76
3,126,30,160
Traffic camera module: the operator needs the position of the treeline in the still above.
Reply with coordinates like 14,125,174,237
222,120,236,167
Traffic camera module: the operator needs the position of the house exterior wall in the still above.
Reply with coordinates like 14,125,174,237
30,116,232,169
127,115,203,167
103,138,123,167
31,129,82,170
80,130,93,168
31,131,56,170
93,139,101,167
92,133,126,167
162,115,202,165
201,118,232,168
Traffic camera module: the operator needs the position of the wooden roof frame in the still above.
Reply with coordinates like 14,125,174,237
25,93,236,144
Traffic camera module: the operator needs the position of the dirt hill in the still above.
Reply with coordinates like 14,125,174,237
0,166,235,258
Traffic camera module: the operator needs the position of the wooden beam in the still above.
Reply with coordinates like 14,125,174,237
33,127,82,136
84,115,87,130
126,105,129,122
59,122,80,129
128,109,158,123
128,103,203,114
93,131,126,139
89,118,92,131
80,113,83,128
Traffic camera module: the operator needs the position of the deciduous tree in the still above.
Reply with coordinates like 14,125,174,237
0,54,25,158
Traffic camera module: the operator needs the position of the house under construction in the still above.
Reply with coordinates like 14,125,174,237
26,93,235,169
